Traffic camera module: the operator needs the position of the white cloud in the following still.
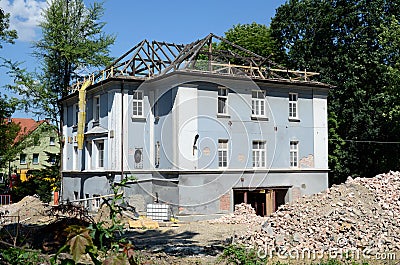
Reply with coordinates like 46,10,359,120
0,0,49,41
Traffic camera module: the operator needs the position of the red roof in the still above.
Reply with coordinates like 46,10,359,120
6,118,46,143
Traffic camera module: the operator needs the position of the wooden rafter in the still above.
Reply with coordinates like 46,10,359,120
67,33,321,95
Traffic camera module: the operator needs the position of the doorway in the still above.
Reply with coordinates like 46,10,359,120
233,188,289,216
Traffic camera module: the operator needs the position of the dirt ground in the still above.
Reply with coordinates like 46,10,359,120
124,221,251,264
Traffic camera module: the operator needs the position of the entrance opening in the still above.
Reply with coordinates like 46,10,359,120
233,188,289,217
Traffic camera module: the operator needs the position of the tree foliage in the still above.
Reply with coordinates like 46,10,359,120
271,0,400,183
0,8,17,48
0,115,20,170
219,22,281,63
0,8,19,172
6,0,115,125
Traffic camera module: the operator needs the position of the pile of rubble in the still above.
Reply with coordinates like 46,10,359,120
235,171,400,255
0,195,52,225
209,203,267,225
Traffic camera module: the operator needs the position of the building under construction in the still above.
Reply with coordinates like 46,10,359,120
60,33,331,220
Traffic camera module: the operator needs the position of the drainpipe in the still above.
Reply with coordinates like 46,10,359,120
121,80,124,181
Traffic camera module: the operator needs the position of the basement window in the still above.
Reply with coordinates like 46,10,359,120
93,194,101,210
73,146,78,170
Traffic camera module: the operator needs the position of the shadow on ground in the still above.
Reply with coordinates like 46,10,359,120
123,228,228,256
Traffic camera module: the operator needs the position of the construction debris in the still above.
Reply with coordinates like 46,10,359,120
209,203,267,225
234,171,400,256
0,195,52,225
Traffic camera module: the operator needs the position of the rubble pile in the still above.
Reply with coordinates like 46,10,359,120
0,195,52,224
235,171,400,254
209,203,267,225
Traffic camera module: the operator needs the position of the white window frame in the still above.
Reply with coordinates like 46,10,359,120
93,194,101,210
49,136,55,146
218,139,228,168
93,96,100,122
218,87,228,115
252,90,266,117
20,154,26,165
289,92,298,119
32,153,39,165
95,140,104,169
132,91,144,117
252,141,266,168
290,141,299,168
73,103,79,125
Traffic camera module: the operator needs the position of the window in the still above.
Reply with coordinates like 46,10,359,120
218,87,228,115
84,194,90,209
73,146,78,170
49,154,57,165
252,90,266,117
20,154,26,165
33,153,39,165
96,141,104,168
132,91,143,117
49,137,55,146
87,142,92,170
289,93,298,119
252,141,266,168
74,191,79,201
290,141,299,167
93,96,100,121
155,141,160,167
74,103,79,125
93,194,101,210
134,148,143,169
218,139,228,168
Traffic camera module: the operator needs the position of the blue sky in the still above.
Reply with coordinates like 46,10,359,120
0,0,286,118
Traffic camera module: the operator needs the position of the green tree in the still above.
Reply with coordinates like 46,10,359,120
0,8,19,177
271,0,400,184
220,22,281,63
0,8,17,48
0,99,20,170
5,0,115,191
6,0,115,125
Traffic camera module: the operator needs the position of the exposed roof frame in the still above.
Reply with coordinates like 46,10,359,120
68,33,320,94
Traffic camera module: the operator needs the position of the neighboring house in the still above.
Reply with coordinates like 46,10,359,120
61,34,332,219
4,118,59,181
